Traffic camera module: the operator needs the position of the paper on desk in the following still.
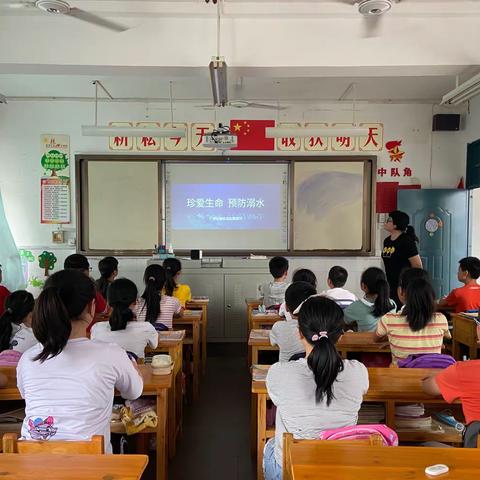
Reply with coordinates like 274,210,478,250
159,330,185,342
250,329,270,340
252,365,270,382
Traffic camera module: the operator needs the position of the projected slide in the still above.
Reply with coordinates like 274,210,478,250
165,163,289,250
172,184,281,230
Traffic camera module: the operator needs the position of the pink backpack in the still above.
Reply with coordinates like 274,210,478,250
0,350,22,366
319,424,398,446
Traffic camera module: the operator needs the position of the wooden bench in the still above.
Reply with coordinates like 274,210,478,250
284,441,480,480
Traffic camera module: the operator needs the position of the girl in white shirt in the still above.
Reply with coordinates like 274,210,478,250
91,278,158,359
264,296,369,480
17,270,143,452
0,290,36,354
134,264,182,329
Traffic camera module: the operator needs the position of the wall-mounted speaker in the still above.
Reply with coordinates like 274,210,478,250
432,114,461,131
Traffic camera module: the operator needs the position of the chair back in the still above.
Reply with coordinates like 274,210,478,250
2,433,104,454
282,429,389,480
463,421,480,448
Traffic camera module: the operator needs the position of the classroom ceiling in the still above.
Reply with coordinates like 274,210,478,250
0,70,470,103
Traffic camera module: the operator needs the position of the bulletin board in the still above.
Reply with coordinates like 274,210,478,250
76,155,375,256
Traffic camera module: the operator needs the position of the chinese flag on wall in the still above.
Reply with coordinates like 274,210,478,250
230,120,275,150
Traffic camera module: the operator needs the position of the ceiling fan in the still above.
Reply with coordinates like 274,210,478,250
6,0,128,32
196,100,287,111
336,0,402,36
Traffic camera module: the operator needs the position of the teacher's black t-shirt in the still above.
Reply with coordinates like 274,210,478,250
382,233,419,301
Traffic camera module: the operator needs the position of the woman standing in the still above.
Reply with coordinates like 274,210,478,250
382,210,422,309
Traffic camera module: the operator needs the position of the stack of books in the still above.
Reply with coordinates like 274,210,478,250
357,404,385,424
395,404,432,430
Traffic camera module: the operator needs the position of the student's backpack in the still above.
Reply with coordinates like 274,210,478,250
397,353,456,369
0,349,22,366
319,424,398,446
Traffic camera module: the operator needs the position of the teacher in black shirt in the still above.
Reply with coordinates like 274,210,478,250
382,210,423,309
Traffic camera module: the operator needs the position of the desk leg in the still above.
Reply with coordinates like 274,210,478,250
202,306,207,375
385,400,395,429
252,346,259,367
452,339,460,360
193,321,200,401
156,389,168,480
257,393,267,480
251,393,258,458
167,346,178,460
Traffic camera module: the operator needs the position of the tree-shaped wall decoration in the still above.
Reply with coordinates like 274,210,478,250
38,251,57,277
41,150,69,177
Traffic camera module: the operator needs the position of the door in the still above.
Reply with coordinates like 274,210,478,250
398,189,468,298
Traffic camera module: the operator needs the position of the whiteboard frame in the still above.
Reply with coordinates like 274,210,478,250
76,154,376,256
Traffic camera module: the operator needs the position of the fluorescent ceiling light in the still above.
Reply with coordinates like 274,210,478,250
441,72,480,106
265,127,370,138
81,125,186,137
209,57,228,107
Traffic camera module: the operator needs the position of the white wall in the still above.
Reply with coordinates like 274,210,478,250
0,99,468,295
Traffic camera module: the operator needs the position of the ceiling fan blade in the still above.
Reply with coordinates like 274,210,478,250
5,1,36,9
68,7,128,32
247,102,288,110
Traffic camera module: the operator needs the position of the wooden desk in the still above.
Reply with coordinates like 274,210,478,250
173,310,202,401
452,313,479,360
248,331,391,366
287,442,480,480
186,297,210,375
0,366,171,480
250,311,282,330
146,330,185,459
0,453,148,480
252,367,460,480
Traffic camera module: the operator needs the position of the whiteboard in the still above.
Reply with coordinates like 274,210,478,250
87,161,159,251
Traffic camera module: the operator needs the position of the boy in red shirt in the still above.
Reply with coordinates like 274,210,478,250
438,257,480,313
423,361,480,424
0,265,10,315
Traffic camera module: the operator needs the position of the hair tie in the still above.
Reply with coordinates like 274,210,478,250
311,331,328,342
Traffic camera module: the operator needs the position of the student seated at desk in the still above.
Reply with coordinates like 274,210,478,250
438,257,480,313
64,254,108,333
278,269,316,319
344,267,396,332
320,266,356,310
91,278,158,360
95,256,119,300
17,270,143,451
375,268,450,365
134,264,182,329
270,281,317,362
163,258,191,308
259,256,289,308
423,360,480,425
264,296,369,480
0,290,36,354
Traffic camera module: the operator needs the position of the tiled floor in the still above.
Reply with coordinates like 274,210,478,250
169,343,256,480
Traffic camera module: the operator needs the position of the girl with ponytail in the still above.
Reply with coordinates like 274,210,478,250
382,210,423,309
163,258,192,307
344,267,397,332
91,278,157,359
95,256,118,300
0,291,35,353
134,264,182,329
375,268,450,365
17,269,143,451
264,296,368,480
